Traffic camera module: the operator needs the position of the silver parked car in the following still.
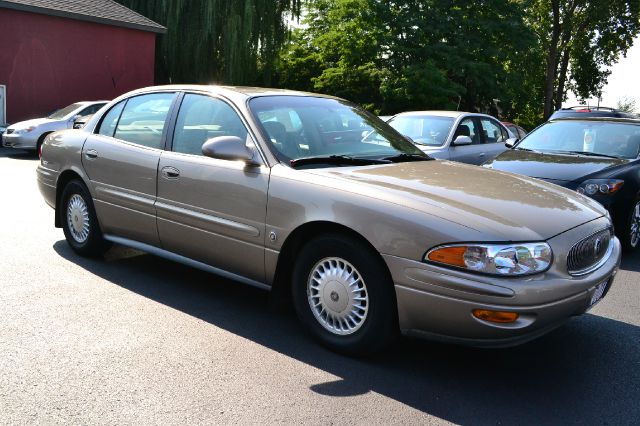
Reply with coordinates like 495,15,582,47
37,86,620,355
387,111,517,164
2,101,107,157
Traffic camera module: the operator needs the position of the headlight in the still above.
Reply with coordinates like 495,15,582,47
14,126,36,135
425,242,553,276
577,179,623,195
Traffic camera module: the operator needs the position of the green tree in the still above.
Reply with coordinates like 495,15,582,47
529,0,640,119
117,0,302,85
617,96,638,114
277,0,539,126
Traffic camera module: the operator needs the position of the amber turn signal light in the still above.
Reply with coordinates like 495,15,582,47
426,246,468,268
472,309,519,323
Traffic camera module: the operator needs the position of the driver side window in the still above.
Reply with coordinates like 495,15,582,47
454,118,480,144
172,94,248,156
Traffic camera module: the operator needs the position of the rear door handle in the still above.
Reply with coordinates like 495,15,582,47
161,166,180,179
85,149,98,159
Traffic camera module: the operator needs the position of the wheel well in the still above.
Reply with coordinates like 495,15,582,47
270,221,393,304
54,170,83,227
37,132,52,146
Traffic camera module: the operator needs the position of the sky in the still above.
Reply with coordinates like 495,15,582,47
564,36,640,109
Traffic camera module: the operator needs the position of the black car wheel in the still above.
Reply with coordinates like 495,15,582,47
622,200,640,251
291,233,397,356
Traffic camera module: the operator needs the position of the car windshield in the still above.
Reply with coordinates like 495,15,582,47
517,120,640,159
249,96,425,166
48,103,83,120
387,115,454,147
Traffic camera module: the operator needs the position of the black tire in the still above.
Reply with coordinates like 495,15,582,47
61,180,109,257
291,234,398,356
619,199,640,252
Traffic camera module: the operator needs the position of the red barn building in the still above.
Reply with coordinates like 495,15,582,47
0,0,165,124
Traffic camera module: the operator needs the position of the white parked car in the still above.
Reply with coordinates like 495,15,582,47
387,111,517,165
2,101,107,157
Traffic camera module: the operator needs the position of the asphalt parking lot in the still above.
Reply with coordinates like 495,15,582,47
1,148,638,425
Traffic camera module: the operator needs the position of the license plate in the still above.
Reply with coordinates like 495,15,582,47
588,279,610,308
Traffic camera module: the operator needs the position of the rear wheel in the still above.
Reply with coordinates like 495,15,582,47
620,200,640,252
61,180,109,257
291,234,397,356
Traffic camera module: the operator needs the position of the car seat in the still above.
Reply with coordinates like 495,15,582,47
263,121,299,158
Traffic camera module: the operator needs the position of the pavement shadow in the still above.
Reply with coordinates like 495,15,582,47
53,241,640,425
0,148,37,160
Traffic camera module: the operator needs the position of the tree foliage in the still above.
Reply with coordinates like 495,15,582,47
117,0,640,129
277,0,543,127
117,0,302,85
617,96,638,114
527,0,640,119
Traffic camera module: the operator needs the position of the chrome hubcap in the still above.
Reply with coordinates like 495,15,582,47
67,194,90,243
307,257,369,335
631,202,640,248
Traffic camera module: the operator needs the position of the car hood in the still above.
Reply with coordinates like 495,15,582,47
485,149,629,182
304,160,606,241
8,118,56,130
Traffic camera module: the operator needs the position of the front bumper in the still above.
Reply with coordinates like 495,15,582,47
2,132,39,149
384,217,621,347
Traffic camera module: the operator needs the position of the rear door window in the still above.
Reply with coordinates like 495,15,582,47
78,103,105,117
480,119,507,144
113,93,175,149
97,101,125,137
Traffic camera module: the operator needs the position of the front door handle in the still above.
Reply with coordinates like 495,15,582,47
85,149,98,159
161,166,180,179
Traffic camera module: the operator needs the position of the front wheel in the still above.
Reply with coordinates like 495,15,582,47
291,234,397,356
61,180,109,257
620,200,640,252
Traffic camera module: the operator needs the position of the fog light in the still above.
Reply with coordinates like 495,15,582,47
472,309,519,323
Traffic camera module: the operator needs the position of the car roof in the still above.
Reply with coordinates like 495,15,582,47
391,111,498,119
549,108,637,120
78,101,110,105
549,117,640,125
124,85,336,100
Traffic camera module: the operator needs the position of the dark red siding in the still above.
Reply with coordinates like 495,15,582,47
0,8,156,123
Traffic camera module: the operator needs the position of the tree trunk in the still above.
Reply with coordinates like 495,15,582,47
543,0,561,119
554,1,580,111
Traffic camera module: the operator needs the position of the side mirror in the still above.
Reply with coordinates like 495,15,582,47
452,135,473,146
202,136,260,165
73,114,92,129
403,134,415,143
505,137,519,148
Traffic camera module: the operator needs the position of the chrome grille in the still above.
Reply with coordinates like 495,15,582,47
567,227,613,276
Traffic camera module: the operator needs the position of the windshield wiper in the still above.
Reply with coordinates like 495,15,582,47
382,153,432,162
290,155,390,168
556,150,620,159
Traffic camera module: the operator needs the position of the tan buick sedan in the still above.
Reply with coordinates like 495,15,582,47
37,86,621,355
